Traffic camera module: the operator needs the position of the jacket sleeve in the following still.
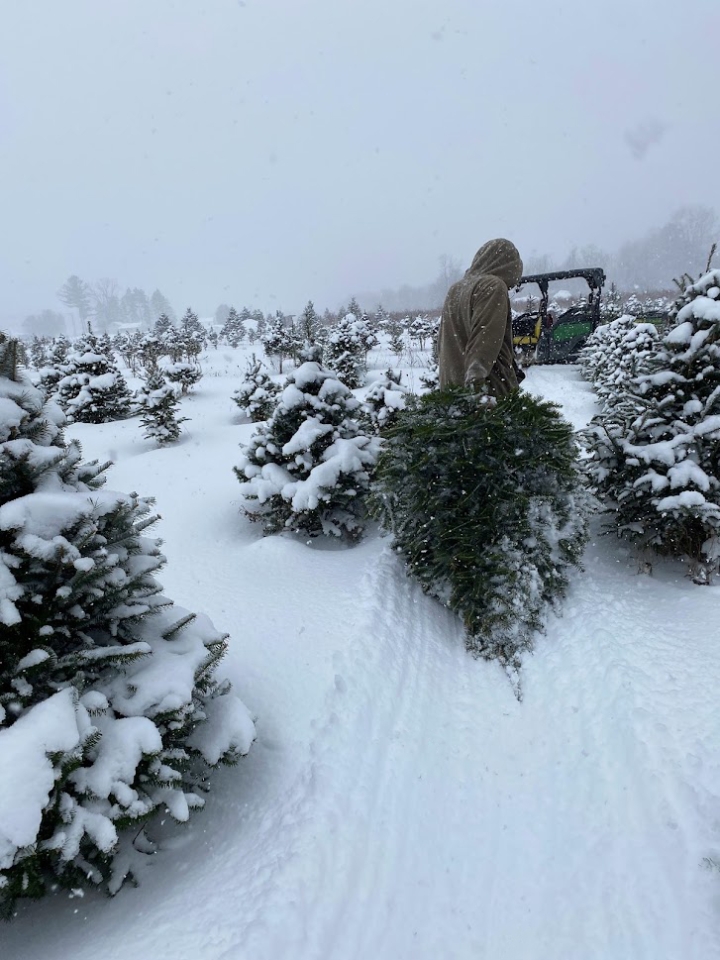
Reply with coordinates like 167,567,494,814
463,276,509,386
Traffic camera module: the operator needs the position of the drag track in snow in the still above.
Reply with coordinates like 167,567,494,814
4,358,720,960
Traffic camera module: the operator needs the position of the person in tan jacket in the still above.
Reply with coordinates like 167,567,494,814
438,238,524,398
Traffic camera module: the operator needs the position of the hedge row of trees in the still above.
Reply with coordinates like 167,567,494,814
581,266,720,583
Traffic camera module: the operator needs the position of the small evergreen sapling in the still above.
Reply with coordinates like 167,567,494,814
595,322,658,411
219,307,245,346
153,313,174,337
371,388,589,675
38,337,72,400
261,314,293,373
165,360,203,395
364,369,408,432
232,355,281,422
323,314,368,389
578,315,637,395
139,370,188,444
56,333,134,423
179,308,205,339
0,335,254,914
235,361,380,540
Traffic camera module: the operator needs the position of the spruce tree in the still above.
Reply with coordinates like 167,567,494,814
261,315,292,373
0,335,254,913
153,313,174,337
150,291,176,324
299,301,320,341
221,308,245,347
139,370,188,444
29,337,48,369
235,361,380,539
371,388,589,675
583,269,720,581
364,369,408,432
323,315,367,389
179,308,205,339
232,355,280,421
56,333,134,423
165,361,203,395
38,337,72,400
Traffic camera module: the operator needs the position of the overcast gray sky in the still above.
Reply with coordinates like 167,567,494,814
1,0,718,321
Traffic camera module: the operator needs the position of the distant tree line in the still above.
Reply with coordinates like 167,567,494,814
359,205,719,313
23,276,177,337
523,205,719,293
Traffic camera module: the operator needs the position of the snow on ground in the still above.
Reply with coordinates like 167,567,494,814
3,349,720,960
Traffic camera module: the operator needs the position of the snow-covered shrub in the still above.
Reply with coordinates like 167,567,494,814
235,361,381,540
165,360,203,395
583,270,720,582
364,369,408,432
232,355,280,422
0,336,255,914
371,388,589,674
56,333,134,423
139,369,188,444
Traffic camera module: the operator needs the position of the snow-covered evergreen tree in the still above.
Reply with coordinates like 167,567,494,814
220,308,245,347
364,369,408,432
56,333,134,423
138,334,165,374
235,361,380,540
165,360,203,395
28,336,48,369
262,314,293,373
600,283,623,321
374,305,406,358
139,369,188,444
153,313,174,337
179,308,205,339
296,300,321,354
0,334,254,914
409,315,438,352
38,337,72,400
419,355,439,392
371,388,589,675
595,322,659,412
323,314,368,389
232,355,280,422
579,315,637,394
583,270,720,582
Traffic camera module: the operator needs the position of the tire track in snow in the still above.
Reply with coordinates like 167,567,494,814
311,549,464,960
229,544,449,960
506,560,720,960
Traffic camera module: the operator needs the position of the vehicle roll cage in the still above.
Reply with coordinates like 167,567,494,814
516,267,606,327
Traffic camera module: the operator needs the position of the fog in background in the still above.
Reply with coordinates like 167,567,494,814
1,0,718,332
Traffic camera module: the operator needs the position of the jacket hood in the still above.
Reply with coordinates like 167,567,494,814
467,239,523,288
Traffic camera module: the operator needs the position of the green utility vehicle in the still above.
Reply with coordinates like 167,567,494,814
513,267,606,364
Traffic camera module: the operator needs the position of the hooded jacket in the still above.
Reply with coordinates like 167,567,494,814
438,239,523,398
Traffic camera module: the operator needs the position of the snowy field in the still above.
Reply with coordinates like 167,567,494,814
4,344,720,960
